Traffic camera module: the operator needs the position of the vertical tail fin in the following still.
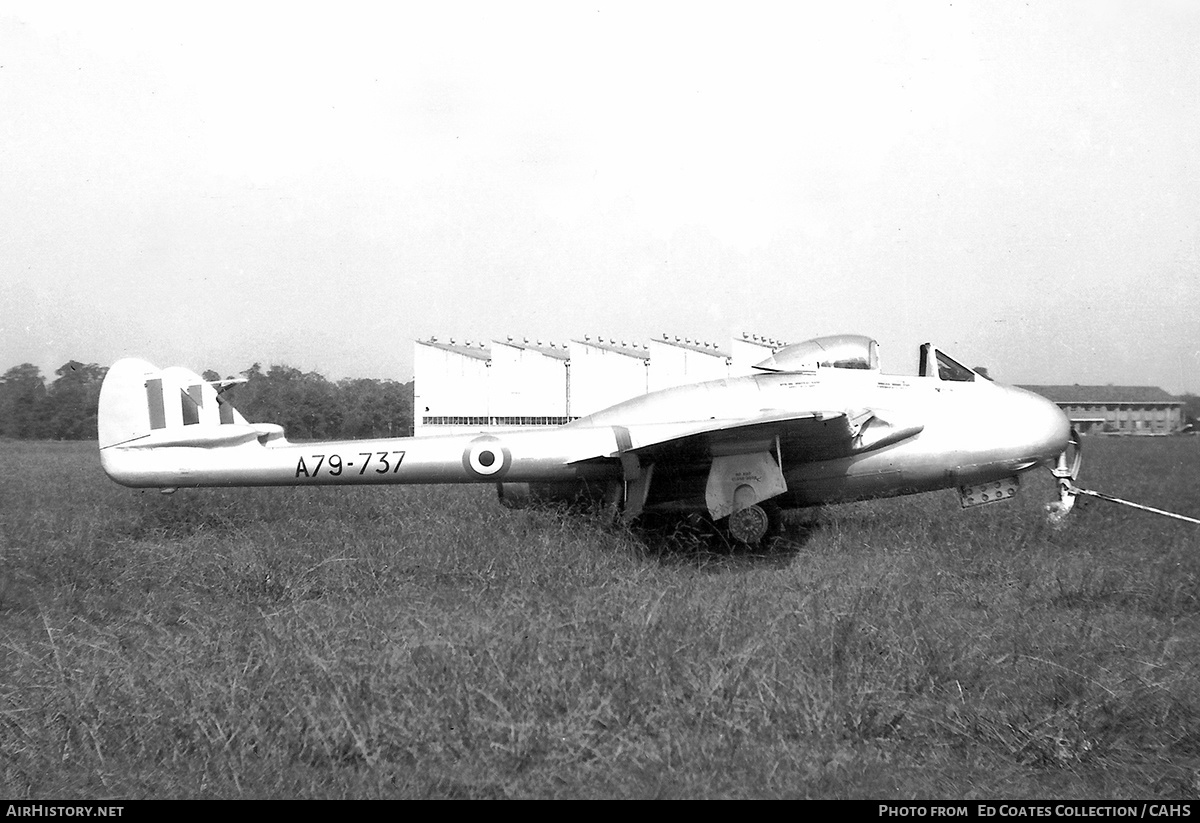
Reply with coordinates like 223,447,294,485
98,359,251,449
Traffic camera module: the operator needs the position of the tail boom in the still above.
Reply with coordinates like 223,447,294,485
100,429,618,489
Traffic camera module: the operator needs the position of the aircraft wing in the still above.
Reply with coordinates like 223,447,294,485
618,410,849,464
576,407,923,467
565,407,922,521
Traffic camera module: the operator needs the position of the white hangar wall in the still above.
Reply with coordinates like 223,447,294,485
490,339,571,424
413,339,492,435
569,338,650,417
413,331,785,434
647,336,731,392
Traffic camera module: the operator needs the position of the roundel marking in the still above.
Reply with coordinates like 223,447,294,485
463,436,511,479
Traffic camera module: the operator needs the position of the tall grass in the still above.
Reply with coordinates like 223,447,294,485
1,438,1198,798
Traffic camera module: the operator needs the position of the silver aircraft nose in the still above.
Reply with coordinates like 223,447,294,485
1006,386,1071,466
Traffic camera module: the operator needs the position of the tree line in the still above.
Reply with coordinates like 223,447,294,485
0,361,414,441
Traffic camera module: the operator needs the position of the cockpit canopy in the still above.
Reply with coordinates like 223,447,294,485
754,334,879,373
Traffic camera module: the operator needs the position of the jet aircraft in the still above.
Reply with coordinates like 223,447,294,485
97,335,1076,544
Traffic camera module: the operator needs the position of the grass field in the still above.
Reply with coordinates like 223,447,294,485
2,437,1199,798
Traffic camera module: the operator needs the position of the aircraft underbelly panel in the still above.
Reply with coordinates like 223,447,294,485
783,467,905,506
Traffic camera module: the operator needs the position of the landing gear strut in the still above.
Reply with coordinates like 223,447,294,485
1046,427,1082,526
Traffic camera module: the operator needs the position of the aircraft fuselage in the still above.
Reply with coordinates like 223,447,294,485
100,364,1070,514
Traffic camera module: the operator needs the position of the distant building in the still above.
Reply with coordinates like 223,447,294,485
569,337,650,417
1018,385,1185,435
490,338,573,426
413,330,788,433
413,338,492,435
647,335,730,392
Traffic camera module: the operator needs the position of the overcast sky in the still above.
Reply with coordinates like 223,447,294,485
2,1,1197,392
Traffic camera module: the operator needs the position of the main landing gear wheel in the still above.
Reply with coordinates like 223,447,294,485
728,504,771,545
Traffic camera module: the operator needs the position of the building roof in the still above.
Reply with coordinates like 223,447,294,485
415,339,491,361
1018,385,1182,404
493,338,570,360
654,334,729,357
736,332,788,350
572,338,651,360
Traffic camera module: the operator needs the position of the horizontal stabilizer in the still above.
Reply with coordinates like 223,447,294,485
114,423,286,449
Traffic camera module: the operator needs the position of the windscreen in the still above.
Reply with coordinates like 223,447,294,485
919,344,986,382
936,351,976,382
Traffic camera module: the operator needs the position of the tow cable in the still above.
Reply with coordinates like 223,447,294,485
1046,428,1200,526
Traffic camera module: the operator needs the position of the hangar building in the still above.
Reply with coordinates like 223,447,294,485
569,337,650,417
413,331,785,434
490,338,572,426
413,338,492,435
647,335,730,392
